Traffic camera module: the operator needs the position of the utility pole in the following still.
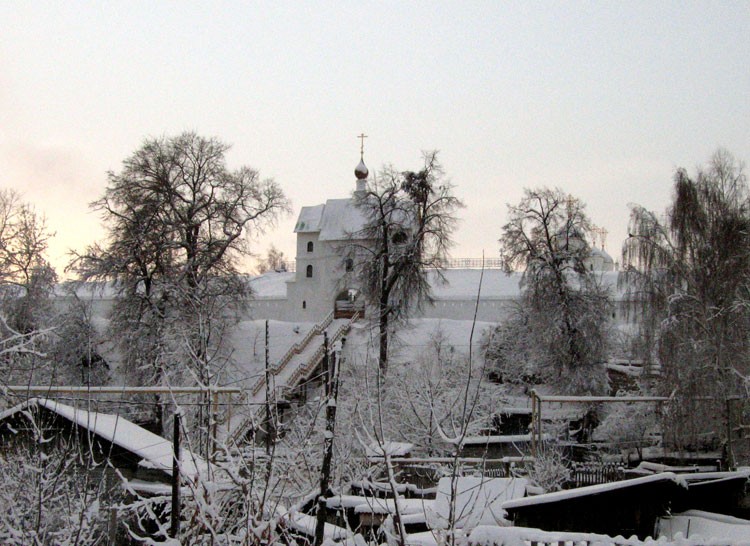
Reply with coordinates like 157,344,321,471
170,410,181,539
315,334,343,546
265,319,272,455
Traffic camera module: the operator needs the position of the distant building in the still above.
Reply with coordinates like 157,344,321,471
247,154,621,323
55,154,622,325
285,156,370,320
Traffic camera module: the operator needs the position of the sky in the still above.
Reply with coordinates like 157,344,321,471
1,1,748,275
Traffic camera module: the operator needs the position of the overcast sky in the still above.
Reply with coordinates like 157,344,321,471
2,1,748,275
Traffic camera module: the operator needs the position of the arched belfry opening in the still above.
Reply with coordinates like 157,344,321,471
334,288,365,319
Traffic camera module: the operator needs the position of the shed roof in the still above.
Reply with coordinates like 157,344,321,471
0,398,211,479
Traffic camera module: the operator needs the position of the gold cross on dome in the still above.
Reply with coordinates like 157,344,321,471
357,133,368,159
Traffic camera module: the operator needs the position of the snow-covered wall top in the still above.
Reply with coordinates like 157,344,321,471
248,272,294,298
244,269,625,302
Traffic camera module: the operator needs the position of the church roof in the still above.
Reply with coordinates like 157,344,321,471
294,204,325,233
294,198,369,241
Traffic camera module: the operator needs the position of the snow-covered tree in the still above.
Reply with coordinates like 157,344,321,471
256,244,287,274
70,132,290,436
596,401,659,461
380,327,499,455
490,188,611,395
621,149,750,452
48,291,109,386
0,416,123,545
0,190,57,386
344,152,463,373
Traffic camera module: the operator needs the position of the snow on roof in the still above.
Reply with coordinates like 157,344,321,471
293,198,369,242
680,470,750,482
467,525,719,546
350,479,411,493
283,511,353,542
630,462,750,481
318,198,368,241
294,204,326,233
431,477,528,529
502,472,686,510
0,398,210,479
606,363,645,376
405,530,441,546
346,497,434,516
247,271,294,298
658,510,750,542
497,407,533,415
364,441,414,458
460,434,536,446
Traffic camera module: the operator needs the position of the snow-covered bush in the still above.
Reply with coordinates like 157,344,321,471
0,439,122,545
596,401,660,461
523,444,570,493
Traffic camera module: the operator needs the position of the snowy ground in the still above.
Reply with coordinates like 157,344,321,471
344,318,497,368
228,319,317,388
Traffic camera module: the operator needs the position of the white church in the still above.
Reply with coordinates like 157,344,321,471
245,153,618,325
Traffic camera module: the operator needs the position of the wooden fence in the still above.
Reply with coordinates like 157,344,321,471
567,462,625,488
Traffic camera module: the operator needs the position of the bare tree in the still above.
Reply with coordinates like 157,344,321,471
492,188,611,395
70,132,290,435
0,190,56,333
621,149,750,451
0,190,57,386
256,244,287,274
345,151,463,373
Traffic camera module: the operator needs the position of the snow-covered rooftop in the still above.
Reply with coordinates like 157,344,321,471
283,511,353,542
294,204,326,233
0,398,211,479
431,477,528,529
502,472,686,510
364,441,414,458
293,197,368,241
247,271,294,298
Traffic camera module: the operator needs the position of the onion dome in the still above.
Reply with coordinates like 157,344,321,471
355,158,369,180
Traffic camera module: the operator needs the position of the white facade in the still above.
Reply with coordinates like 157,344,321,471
284,167,371,321
243,158,622,324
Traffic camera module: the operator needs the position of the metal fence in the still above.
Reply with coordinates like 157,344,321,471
278,258,503,273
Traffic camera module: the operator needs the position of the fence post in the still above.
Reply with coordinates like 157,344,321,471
726,398,734,469
170,411,181,539
108,506,117,545
531,390,537,457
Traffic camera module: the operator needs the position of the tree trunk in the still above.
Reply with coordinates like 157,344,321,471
379,301,389,375
315,335,339,546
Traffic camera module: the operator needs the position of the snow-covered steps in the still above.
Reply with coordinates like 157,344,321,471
229,312,358,442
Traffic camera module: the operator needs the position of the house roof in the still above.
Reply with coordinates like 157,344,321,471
501,472,686,510
432,477,528,529
364,440,414,458
0,398,211,479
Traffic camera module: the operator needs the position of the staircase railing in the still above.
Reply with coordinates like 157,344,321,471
250,311,334,397
285,313,357,388
232,313,359,443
